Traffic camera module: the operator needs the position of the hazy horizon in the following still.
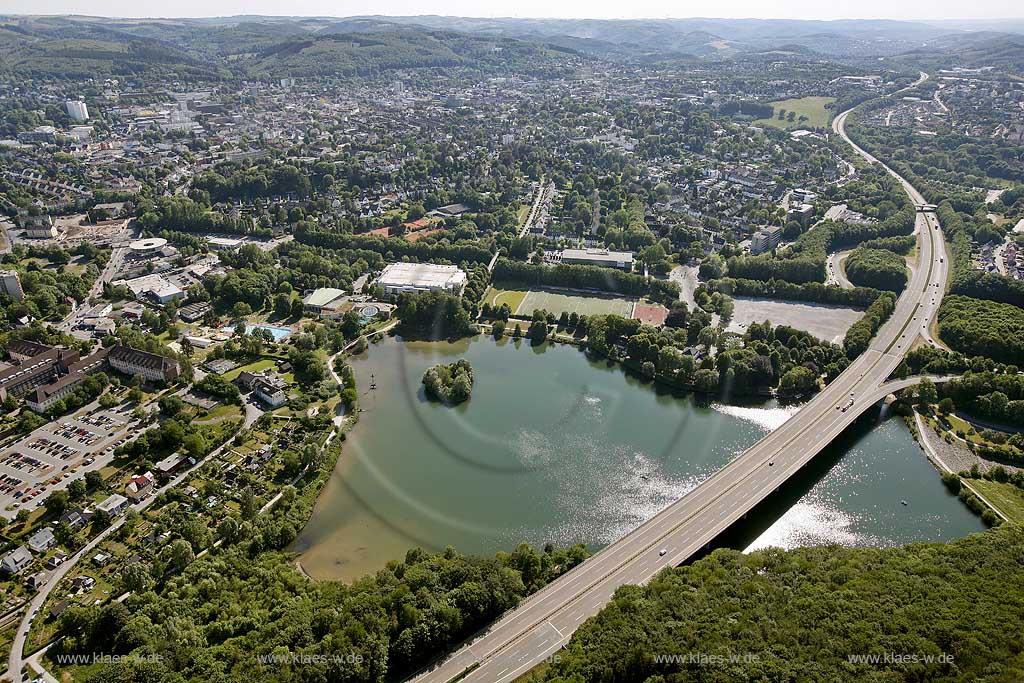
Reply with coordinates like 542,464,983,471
1,3,1021,23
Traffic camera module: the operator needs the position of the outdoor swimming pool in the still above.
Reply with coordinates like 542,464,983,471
245,323,292,341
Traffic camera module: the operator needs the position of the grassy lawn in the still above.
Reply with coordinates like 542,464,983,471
222,358,276,381
485,286,528,312
755,96,836,130
520,290,634,317
941,413,998,448
517,204,530,227
487,286,634,318
194,404,244,424
968,479,1024,524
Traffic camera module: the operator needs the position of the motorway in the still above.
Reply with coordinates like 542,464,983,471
409,81,951,683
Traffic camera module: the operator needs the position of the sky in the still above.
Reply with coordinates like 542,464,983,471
3,0,1021,21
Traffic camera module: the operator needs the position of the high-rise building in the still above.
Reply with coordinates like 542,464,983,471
750,226,783,255
66,100,89,122
0,270,24,302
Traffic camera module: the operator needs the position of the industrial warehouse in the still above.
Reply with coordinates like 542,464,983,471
375,262,468,296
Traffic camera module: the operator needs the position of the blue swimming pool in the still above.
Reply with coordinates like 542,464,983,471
245,323,292,341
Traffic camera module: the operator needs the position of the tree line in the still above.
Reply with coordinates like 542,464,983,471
492,258,679,303
944,371,1024,428
843,291,896,359
296,225,495,265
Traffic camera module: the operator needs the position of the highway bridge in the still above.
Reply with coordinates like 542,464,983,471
410,84,951,683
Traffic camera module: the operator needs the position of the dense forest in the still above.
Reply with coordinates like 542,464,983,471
422,359,475,404
844,246,908,292
723,206,915,286
395,290,476,340
54,542,588,683
536,526,1024,683
581,312,848,397
937,295,1024,366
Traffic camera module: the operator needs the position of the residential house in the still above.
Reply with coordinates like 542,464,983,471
96,493,129,517
126,472,155,502
1,546,33,574
27,527,56,553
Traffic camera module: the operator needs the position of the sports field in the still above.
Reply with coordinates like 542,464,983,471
486,287,634,318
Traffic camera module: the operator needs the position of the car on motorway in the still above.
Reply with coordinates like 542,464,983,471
659,548,667,556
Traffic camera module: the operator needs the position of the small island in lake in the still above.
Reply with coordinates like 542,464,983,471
422,359,475,404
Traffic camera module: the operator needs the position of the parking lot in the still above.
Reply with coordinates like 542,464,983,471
0,406,138,519
725,297,864,344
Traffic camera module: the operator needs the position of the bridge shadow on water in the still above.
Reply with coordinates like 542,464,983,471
684,403,888,565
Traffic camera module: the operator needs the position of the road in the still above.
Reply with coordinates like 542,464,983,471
668,265,698,309
913,411,1008,523
6,406,260,682
518,181,553,239
55,244,128,333
408,79,951,683
826,250,853,289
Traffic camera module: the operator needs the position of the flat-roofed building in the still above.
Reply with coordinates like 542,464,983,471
376,262,468,296
208,237,243,251
178,301,211,323
0,270,24,302
750,226,783,255
559,248,634,270
118,274,184,304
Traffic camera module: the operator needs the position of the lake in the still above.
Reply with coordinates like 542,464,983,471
292,335,984,580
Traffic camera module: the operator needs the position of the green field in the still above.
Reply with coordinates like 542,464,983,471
969,480,1024,524
487,286,634,318
755,96,836,130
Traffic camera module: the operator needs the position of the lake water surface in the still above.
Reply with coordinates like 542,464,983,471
292,335,984,580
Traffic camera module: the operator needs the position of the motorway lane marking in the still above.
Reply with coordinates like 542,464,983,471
546,621,565,639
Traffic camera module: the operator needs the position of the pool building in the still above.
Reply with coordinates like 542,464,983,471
375,262,467,296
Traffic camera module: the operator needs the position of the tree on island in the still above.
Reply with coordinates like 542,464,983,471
423,359,475,404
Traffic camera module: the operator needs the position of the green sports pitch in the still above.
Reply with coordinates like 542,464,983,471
511,289,635,318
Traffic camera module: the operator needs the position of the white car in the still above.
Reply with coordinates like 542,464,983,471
659,548,667,556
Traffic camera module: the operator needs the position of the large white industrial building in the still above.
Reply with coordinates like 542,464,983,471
375,263,467,296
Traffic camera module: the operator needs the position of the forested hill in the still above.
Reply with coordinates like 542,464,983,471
0,16,584,80
536,526,1024,683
